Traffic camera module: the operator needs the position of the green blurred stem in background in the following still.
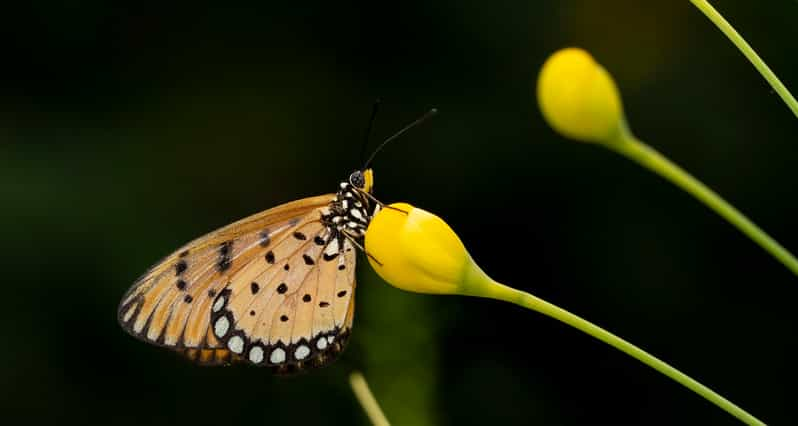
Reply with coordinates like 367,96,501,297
690,0,798,118
350,372,391,426
476,279,767,425
609,129,798,278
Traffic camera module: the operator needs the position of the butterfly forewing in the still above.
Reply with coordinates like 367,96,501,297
118,194,358,371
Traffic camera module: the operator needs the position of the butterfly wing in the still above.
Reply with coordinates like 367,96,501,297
210,222,357,372
118,194,357,371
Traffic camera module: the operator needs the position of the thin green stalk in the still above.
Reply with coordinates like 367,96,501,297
689,0,798,118
350,371,391,426
607,132,798,277
480,280,766,425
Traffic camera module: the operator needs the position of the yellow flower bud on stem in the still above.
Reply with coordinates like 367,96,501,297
537,47,798,279
536,48,625,144
366,204,766,425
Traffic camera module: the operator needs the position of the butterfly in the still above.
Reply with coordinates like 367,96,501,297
117,168,380,373
118,107,436,374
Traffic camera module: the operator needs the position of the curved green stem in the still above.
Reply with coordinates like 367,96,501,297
478,280,766,425
350,371,391,426
689,0,798,118
607,131,798,277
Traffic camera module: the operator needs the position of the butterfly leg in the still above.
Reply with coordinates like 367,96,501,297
341,231,383,266
356,190,409,215
382,204,409,214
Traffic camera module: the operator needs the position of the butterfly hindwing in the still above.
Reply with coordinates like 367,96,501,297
209,217,357,370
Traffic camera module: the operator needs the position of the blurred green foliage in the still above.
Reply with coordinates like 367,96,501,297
1,1,796,425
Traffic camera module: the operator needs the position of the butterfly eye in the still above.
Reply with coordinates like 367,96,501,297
349,171,365,189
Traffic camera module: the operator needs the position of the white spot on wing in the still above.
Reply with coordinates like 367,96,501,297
295,345,310,360
351,209,364,221
249,346,264,364
214,316,230,338
122,292,138,308
146,324,160,341
122,305,136,322
270,348,286,364
133,317,145,333
228,335,244,354
212,295,225,313
327,335,335,344
324,239,339,256
316,338,328,350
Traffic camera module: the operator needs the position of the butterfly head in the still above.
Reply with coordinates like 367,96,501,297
349,169,374,194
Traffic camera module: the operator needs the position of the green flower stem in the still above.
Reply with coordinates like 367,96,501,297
607,132,798,277
689,0,798,118
350,371,391,426
480,280,765,425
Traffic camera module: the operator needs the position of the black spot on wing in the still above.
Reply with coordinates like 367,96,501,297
323,252,339,262
175,260,188,275
218,241,233,272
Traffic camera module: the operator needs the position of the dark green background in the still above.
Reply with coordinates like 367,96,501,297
2,1,796,424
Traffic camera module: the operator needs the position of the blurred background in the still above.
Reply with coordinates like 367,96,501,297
2,1,796,424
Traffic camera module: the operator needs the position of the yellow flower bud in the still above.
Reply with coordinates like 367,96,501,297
536,47,626,144
364,203,491,296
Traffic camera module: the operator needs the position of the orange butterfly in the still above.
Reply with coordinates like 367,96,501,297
118,108,435,374
118,170,376,373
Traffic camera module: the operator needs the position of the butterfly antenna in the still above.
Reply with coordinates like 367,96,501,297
362,107,438,169
359,99,381,166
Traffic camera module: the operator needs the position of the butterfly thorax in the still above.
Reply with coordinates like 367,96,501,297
321,179,375,246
